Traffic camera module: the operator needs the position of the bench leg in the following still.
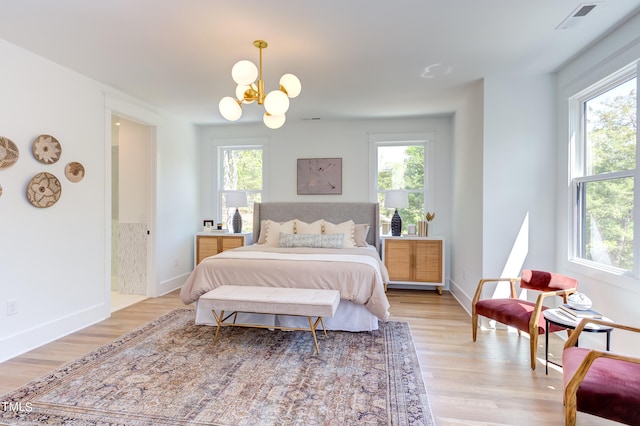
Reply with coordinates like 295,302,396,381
308,316,321,355
211,310,327,354
319,317,327,337
212,310,224,346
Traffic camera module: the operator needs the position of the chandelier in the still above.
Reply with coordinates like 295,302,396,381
219,40,301,129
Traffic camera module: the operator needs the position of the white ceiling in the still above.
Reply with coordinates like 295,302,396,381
0,1,639,125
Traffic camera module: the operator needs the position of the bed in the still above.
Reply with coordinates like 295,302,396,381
180,202,390,332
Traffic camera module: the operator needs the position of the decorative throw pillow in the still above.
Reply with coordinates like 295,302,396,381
323,220,355,248
257,220,268,244
263,220,296,246
295,219,323,235
279,232,344,249
354,223,370,247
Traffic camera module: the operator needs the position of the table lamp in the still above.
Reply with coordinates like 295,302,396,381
384,190,409,236
226,191,248,233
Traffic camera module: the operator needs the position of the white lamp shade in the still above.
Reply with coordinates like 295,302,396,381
231,60,258,86
384,190,409,209
280,73,301,98
264,90,290,116
219,97,242,121
263,113,286,129
226,190,248,208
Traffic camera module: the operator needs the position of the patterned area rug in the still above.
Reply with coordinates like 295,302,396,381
1,309,434,425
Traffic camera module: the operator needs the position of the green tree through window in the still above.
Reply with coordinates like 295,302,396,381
576,77,637,270
220,146,263,231
376,143,427,233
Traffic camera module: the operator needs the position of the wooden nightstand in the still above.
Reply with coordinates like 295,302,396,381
381,236,444,294
194,232,253,266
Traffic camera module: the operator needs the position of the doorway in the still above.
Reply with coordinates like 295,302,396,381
111,115,152,311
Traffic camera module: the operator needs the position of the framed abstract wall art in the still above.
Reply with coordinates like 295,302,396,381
297,158,342,195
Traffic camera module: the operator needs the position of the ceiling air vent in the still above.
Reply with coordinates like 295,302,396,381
556,3,598,30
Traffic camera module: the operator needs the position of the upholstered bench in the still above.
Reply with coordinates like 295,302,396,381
198,285,341,354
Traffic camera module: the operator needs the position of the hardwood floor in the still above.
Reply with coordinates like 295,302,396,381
0,289,616,425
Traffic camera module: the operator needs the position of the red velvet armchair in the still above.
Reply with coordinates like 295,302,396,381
471,270,578,370
563,318,640,426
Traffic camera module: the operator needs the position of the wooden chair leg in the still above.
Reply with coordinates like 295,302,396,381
529,332,538,370
565,391,577,426
472,312,478,342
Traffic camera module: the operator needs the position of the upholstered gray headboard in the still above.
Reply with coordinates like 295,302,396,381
253,202,380,251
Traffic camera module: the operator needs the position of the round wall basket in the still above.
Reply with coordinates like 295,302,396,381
27,172,62,208
32,134,62,164
0,136,19,169
65,161,85,182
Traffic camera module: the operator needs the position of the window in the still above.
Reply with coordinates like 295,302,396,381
372,139,428,234
571,70,637,273
218,145,263,232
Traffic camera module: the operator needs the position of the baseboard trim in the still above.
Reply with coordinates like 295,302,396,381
154,272,190,297
0,273,191,362
448,278,473,316
0,303,108,363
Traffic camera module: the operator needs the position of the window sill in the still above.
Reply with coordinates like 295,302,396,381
565,258,640,294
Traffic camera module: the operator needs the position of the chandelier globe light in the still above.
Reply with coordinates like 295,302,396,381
219,40,301,129
264,90,289,116
231,60,258,86
263,112,286,129
280,74,301,97
218,97,242,121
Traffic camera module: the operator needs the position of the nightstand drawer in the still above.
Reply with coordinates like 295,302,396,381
195,232,253,266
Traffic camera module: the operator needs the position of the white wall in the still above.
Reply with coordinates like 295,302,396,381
155,113,200,296
200,117,452,202
449,81,485,308
483,74,558,283
0,39,198,361
118,120,151,224
556,13,640,354
449,73,558,311
0,39,108,362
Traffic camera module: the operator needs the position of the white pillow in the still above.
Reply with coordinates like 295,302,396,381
323,220,355,248
257,220,268,244
263,220,296,246
295,219,323,235
354,223,370,247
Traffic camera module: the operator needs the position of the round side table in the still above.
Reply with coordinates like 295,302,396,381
543,308,613,374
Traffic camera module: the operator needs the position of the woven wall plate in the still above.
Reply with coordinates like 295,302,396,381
32,134,62,164
0,136,19,169
65,161,85,182
0,183,3,198
27,172,62,208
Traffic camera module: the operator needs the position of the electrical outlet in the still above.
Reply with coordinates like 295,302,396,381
7,299,18,316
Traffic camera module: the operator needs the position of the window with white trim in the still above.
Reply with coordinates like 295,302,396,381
372,140,428,234
218,145,263,232
570,67,637,273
